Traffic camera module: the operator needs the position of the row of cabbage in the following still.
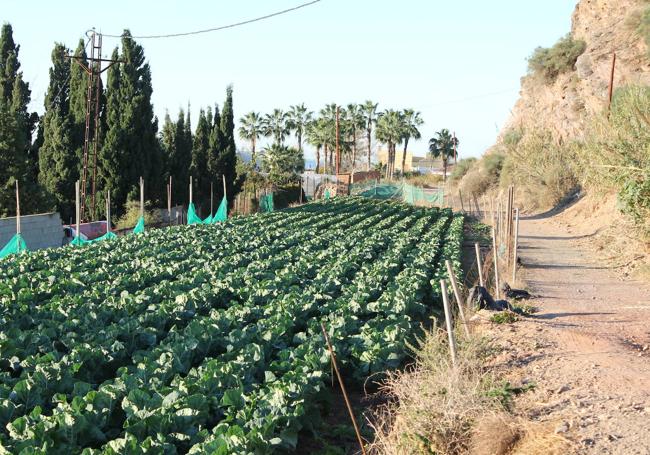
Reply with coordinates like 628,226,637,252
0,197,463,454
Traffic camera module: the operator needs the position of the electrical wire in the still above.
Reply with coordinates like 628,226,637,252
101,0,322,39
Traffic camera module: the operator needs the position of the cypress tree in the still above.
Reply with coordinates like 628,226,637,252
218,85,237,203
208,104,224,198
100,46,125,213
69,39,89,171
38,43,77,220
101,31,160,214
191,108,210,207
172,108,191,205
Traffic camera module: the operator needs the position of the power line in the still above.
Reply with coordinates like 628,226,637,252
102,0,322,39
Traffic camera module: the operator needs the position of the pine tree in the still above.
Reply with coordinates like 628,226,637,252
38,43,77,220
218,85,237,203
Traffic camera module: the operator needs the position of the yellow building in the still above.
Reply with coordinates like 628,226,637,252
377,149,414,172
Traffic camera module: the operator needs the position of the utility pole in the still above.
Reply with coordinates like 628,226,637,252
66,29,122,221
335,105,340,175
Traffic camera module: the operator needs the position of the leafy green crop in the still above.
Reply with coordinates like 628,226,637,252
0,197,464,453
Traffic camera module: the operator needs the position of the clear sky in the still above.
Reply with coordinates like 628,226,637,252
7,0,577,160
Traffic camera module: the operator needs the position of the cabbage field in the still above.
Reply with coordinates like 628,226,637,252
0,197,463,454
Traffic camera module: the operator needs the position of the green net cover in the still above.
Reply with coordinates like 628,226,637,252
203,213,213,224
133,216,145,234
324,189,330,200
187,203,204,225
352,181,444,206
211,197,228,223
90,231,117,243
0,233,27,259
260,194,274,213
70,235,89,246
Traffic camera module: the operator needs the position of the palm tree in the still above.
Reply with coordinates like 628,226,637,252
262,109,290,145
361,101,378,171
238,111,262,168
375,109,404,179
428,128,459,181
320,104,338,173
400,109,423,175
344,103,365,173
306,119,326,173
287,103,313,153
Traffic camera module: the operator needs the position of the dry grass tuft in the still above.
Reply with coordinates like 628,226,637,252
470,414,573,455
368,328,500,455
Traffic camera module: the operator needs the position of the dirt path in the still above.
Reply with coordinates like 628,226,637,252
491,213,650,454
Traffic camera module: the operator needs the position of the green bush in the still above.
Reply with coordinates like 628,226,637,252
527,34,586,83
481,153,505,179
450,158,476,182
576,85,650,234
115,200,162,230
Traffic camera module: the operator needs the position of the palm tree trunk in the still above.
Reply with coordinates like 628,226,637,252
323,144,328,174
316,145,321,173
443,156,448,182
367,128,372,171
298,132,302,152
401,138,409,175
251,137,256,170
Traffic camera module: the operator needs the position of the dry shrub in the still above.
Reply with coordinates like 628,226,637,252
459,153,504,199
369,329,499,455
502,130,578,211
407,173,444,188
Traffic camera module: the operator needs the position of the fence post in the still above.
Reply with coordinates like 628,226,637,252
512,208,520,283
440,280,458,366
475,242,484,287
15,181,20,235
492,227,500,299
446,260,470,337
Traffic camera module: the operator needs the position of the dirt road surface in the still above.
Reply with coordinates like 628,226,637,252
488,212,650,454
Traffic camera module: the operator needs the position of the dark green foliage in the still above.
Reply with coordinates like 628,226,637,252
527,34,586,83
262,144,305,186
38,43,78,220
101,32,161,216
218,85,238,204
272,183,306,209
68,39,90,179
190,108,211,207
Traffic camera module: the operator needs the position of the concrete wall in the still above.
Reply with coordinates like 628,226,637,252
0,212,64,251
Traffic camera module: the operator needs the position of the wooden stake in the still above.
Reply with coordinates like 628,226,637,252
440,280,458,366
167,176,172,227
222,175,227,201
492,227,500,300
320,323,367,455
106,190,111,233
210,181,214,215
475,242,484,287
139,177,144,219
445,260,470,338
75,180,80,239
15,181,20,235
189,176,193,205
607,52,616,114
512,208,520,284
458,189,465,213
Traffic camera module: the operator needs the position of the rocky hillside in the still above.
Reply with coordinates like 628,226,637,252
502,0,650,143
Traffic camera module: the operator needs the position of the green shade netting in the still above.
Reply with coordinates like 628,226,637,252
133,216,145,234
203,213,213,224
324,189,330,200
260,193,274,213
353,181,444,206
187,203,204,225
90,231,117,243
70,235,89,246
210,197,228,223
0,233,27,259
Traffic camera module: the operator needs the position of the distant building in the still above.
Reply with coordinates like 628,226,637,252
378,149,455,175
